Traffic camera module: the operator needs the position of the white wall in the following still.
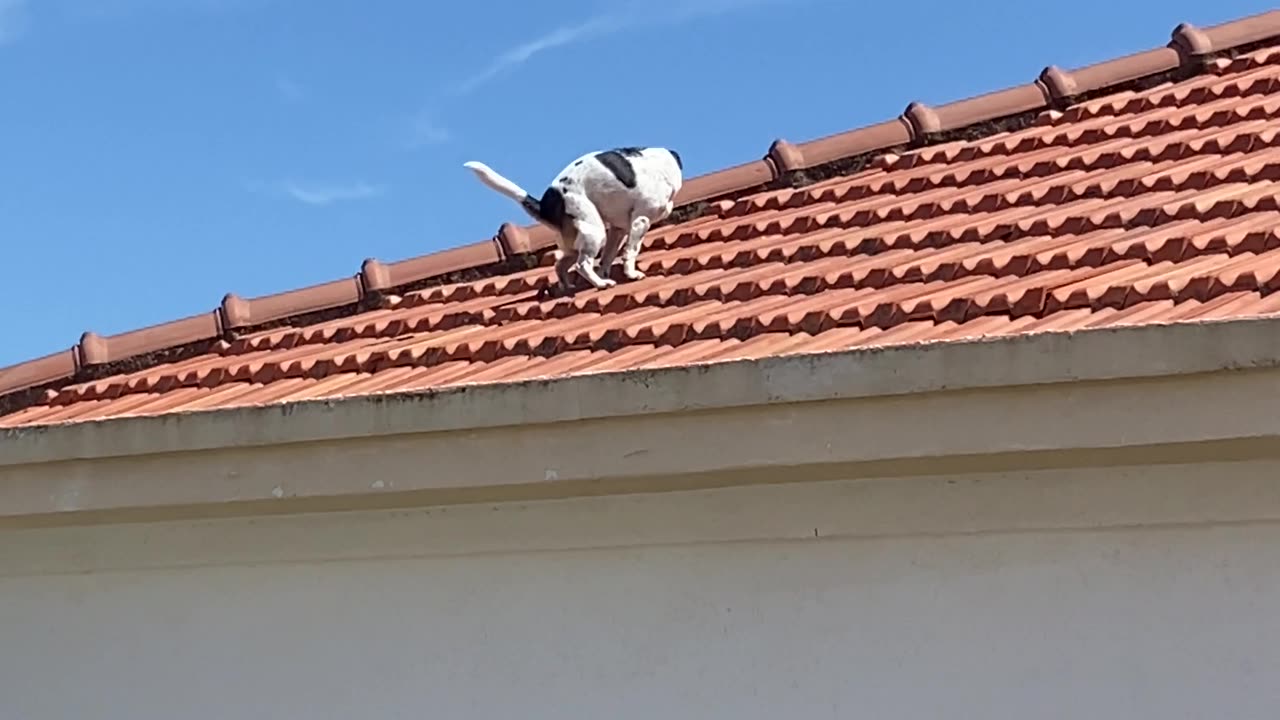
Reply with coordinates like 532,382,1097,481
4,462,1280,719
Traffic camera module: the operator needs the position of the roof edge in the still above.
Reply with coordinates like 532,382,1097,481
2,9,1279,410
6,315,1280,468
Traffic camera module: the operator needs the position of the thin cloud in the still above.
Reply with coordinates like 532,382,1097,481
274,73,304,103
283,180,384,206
56,0,269,20
452,0,788,95
405,111,451,149
2,0,272,44
247,179,386,207
454,15,619,95
0,0,29,46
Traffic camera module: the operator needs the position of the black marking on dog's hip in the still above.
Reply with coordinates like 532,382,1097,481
532,185,570,229
669,149,682,170
595,150,637,189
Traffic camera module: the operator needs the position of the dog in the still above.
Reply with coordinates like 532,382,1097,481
463,146,683,293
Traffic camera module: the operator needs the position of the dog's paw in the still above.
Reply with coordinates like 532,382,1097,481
623,268,646,281
593,278,618,289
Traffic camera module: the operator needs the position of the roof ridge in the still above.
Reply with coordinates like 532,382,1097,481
3,9,1279,413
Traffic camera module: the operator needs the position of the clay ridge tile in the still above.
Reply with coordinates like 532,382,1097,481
2,9,1279,416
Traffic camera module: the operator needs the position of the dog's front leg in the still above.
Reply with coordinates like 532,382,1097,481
620,215,651,281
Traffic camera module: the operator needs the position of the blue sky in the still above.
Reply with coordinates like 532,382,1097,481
0,0,1271,367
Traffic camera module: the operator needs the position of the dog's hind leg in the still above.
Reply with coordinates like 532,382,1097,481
560,194,615,289
570,219,616,289
620,214,652,281
553,248,578,294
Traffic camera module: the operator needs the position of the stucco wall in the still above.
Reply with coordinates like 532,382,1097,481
4,460,1280,719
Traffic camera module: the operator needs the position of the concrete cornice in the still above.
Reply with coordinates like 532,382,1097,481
5,316,1280,527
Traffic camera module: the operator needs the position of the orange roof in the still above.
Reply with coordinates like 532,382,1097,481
5,9,1280,428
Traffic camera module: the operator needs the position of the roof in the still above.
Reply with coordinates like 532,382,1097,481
3,9,1280,429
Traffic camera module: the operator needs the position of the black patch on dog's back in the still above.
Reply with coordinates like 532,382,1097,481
615,146,645,156
669,149,682,170
595,150,637,189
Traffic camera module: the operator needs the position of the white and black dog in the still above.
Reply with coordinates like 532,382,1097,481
463,147,683,292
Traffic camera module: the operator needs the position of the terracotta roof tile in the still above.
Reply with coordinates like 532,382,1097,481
5,9,1280,427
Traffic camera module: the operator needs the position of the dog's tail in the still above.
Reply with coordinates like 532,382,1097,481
463,161,546,224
